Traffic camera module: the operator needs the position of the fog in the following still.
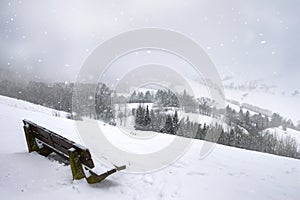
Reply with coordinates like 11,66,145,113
0,0,299,93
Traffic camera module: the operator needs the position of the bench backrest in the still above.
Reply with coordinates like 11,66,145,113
23,119,95,168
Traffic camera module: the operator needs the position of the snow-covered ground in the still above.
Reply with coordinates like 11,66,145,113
0,95,300,200
188,79,300,123
264,126,300,145
0,95,70,119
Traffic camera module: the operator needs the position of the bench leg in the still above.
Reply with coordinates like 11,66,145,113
68,148,85,180
68,148,125,184
85,168,117,184
24,126,54,156
23,126,40,153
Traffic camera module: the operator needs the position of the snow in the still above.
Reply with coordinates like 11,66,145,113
180,112,214,125
260,40,266,44
224,88,300,123
187,79,300,123
100,123,175,154
0,95,70,119
126,102,153,110
226,102,260,116
264,126,300,145
0,95,300,200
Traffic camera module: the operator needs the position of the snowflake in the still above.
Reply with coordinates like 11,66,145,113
260,40,266,44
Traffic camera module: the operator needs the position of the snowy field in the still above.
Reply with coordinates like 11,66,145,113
0,95,299,200
264,126,300,145
188,79,300,123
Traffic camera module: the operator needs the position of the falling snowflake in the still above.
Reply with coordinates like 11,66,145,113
260,40,266,44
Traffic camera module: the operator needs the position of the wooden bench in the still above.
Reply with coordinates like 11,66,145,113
22,119,125,184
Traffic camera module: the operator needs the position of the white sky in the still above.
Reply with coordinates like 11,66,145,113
0,0,299,93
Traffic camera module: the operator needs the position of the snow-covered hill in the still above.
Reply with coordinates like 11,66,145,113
0,95,299,200
188,79,300,123
264,126,300,145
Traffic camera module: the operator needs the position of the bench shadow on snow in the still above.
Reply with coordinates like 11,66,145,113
88,179,120,189
47,152,122,189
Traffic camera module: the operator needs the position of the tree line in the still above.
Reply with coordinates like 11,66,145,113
0,80,115,122
129,89,198,113
132,104,300,160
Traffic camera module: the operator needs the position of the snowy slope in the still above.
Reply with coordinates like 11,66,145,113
264,126,300,145
187,79,300,123
224,88,300,122
0,95,300,200
0,95,70,119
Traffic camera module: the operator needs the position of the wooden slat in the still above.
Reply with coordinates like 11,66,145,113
23,119,95,168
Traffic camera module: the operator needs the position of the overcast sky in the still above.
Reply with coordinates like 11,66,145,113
0,0,299,93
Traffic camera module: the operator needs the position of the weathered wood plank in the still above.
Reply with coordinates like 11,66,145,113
23,119,94,168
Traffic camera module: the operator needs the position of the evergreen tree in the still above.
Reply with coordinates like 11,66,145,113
238,109,244,124
144,105,151,126
271,113,282,127
149,109,157,131
177,119,185,136
137,92,145,103
195,124,203,139
228,128,236,146
164,115,174,134
173,110,179,132
145,91,152,102
95,83,115,122
135,105,145,127
245,110,250,125
117,111,124,126
129,91,137,103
